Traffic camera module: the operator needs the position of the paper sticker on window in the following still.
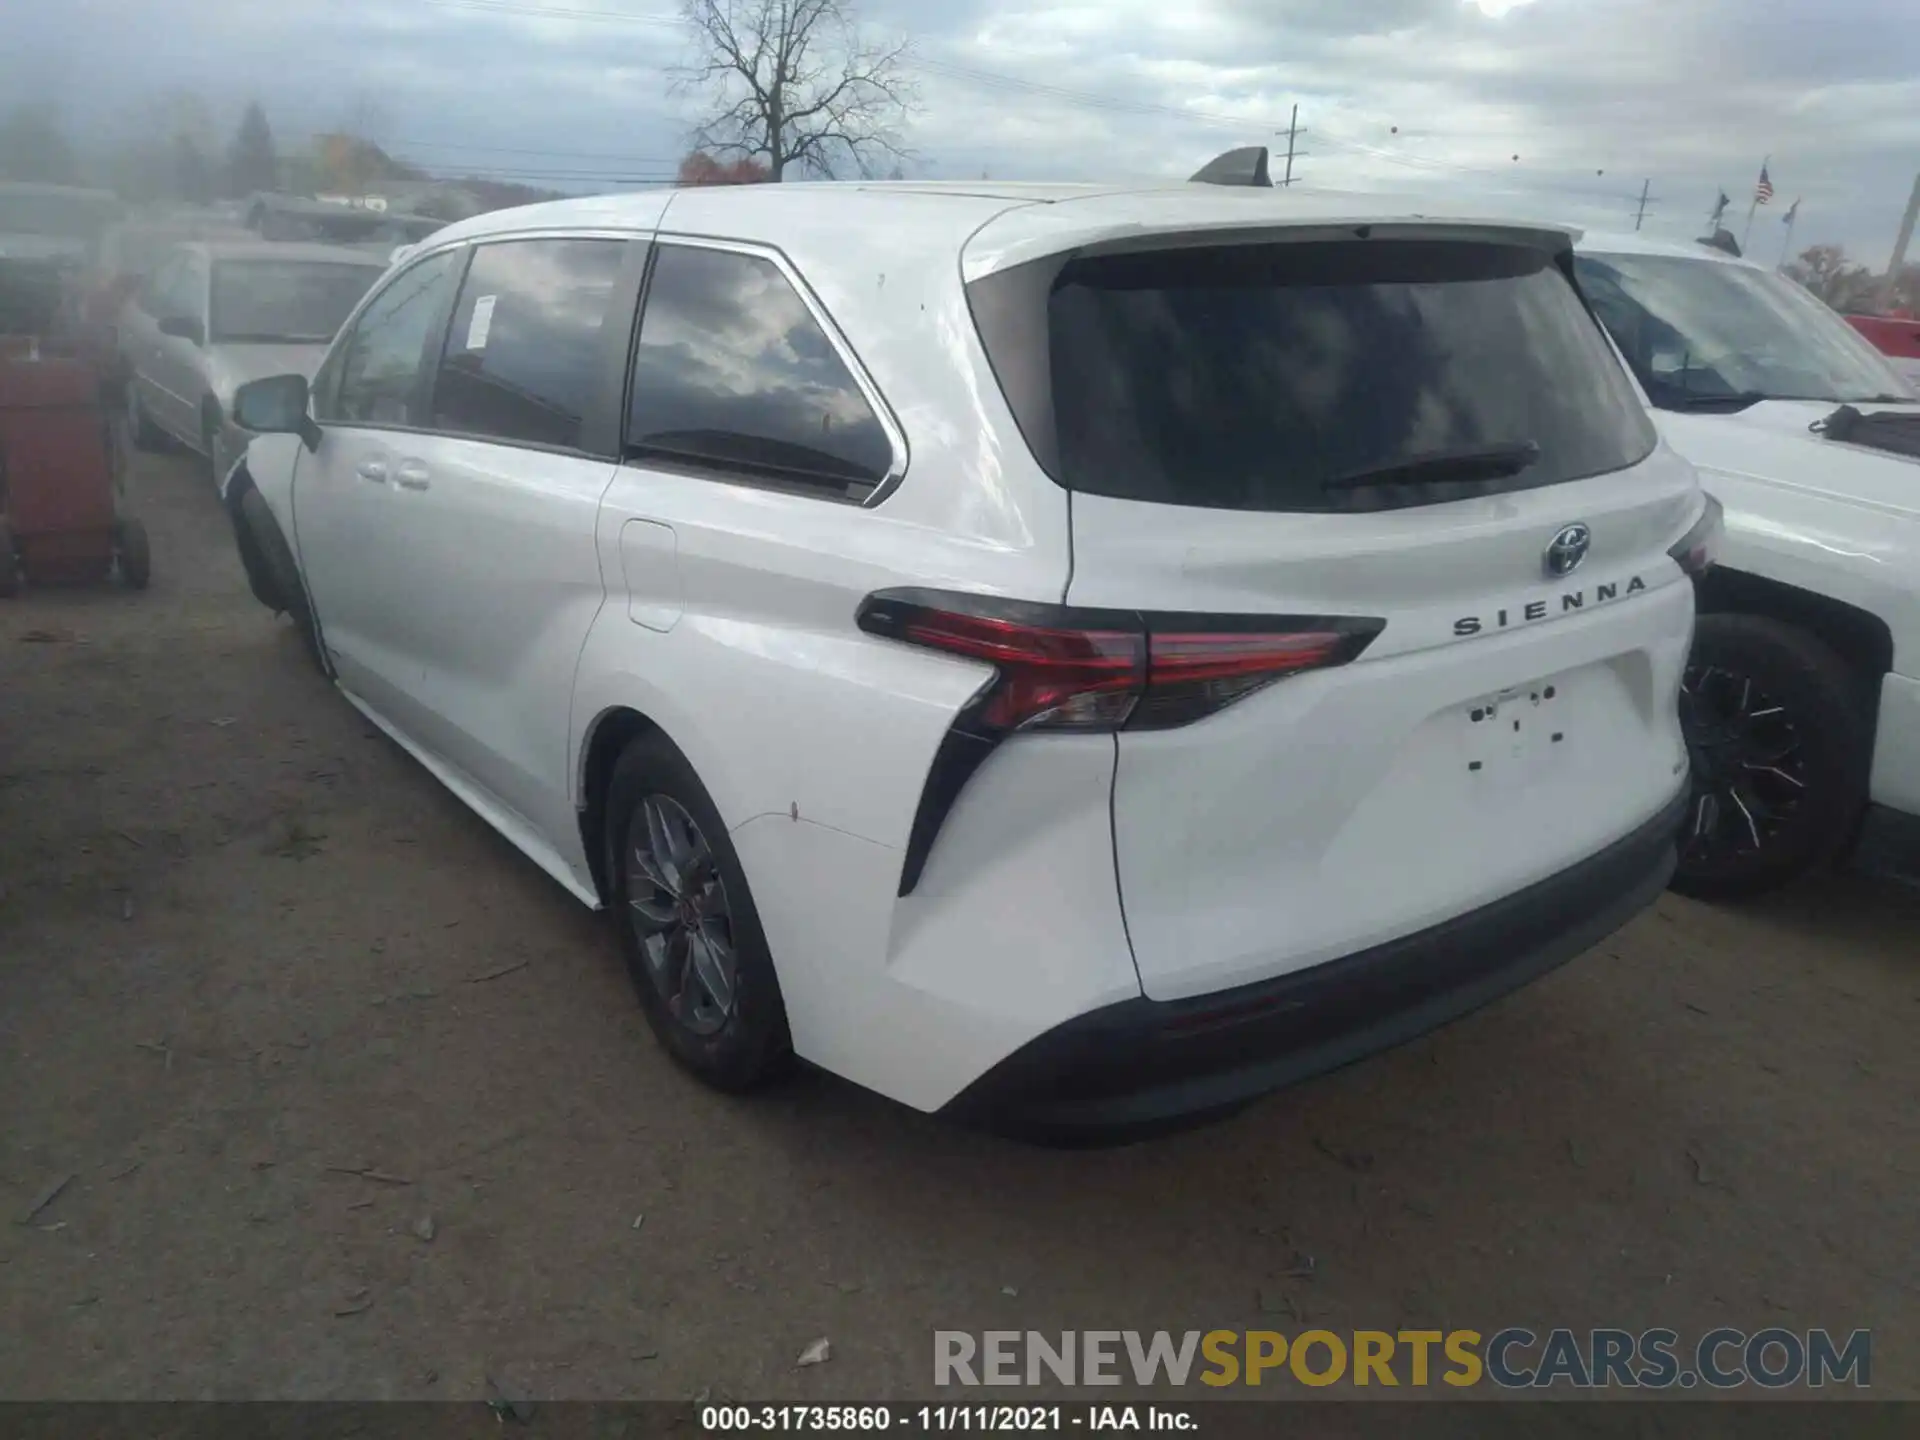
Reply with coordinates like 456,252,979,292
466,294,497,350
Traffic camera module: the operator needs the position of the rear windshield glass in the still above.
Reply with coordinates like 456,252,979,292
1035,239,1655,513
211,261,383,343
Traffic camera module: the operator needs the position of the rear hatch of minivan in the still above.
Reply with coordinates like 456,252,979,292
967,221,1703,1001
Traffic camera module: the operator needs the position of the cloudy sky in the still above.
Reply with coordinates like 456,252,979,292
7,0,1918,263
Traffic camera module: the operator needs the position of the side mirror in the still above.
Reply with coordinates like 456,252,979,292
233,373,321,452
158,314,204,345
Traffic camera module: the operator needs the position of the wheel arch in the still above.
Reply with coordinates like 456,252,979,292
1693,565,1892,821
577,704,667,905
1695,565,1893,688
222,461,286,613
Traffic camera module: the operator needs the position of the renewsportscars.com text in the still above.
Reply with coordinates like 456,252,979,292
934,1328,1871,1390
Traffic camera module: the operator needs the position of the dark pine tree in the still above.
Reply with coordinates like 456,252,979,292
227,101,279,197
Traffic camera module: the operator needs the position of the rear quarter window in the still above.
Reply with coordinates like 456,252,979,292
625,243,895,499
976,238,1657,514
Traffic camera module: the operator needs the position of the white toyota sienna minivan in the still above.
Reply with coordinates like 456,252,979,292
222,174,1713,1140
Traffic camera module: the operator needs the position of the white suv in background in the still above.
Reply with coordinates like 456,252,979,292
1576,233,1920,897
220,181,1712,1140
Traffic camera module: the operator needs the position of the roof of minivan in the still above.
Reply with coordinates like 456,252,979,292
426,180,1584,280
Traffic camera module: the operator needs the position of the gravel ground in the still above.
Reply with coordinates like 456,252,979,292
2,448,1916,1402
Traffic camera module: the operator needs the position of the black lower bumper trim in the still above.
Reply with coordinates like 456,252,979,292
944,785,1689,1144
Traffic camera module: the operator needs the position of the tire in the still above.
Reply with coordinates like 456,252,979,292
115,518,151,590
1673,613,1872,900
126,384,164,452
238,487,329,675
0,518,18,597
605,732,791,1092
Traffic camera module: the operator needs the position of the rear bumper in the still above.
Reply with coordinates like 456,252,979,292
942,783,1689,1144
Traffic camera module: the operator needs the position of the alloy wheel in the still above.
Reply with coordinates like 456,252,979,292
1678,661,1808,867
623,794,737,1037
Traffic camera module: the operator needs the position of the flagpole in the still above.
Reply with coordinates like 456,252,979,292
1743,154,1769,251
1779,206,1798,271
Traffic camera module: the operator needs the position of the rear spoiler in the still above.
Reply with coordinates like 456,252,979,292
1190,146,1273,188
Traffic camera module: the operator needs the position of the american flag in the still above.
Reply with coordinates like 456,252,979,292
1755,163,1774,205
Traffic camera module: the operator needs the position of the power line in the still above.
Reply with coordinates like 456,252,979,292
283,127,677,172
378,139,680,163
410,169,677,181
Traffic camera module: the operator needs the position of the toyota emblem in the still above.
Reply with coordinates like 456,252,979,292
1544,523,1592,578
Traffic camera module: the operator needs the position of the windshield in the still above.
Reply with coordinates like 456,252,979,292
210,260,382,343
0,189,118,239
1575,252,1916,408
996,238,1656,514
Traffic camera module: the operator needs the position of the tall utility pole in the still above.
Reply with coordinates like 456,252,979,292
1878,170,1920,314
1280,105,1301,187
1633,179,1654,231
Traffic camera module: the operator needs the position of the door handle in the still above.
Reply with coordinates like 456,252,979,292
356,459,389,484
395,460,431,491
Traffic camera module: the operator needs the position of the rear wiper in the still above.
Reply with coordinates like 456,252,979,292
1321,441,1541,493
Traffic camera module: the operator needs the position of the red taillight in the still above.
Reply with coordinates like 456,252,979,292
858,589,1382,736
1136,629,1355,730
856,588,1384,896
896,607,1144,732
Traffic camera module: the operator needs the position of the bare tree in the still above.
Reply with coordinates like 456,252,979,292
1786,244,1878,312
677,0,916,181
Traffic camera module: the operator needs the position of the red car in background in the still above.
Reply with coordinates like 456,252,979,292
1846,312,1920,388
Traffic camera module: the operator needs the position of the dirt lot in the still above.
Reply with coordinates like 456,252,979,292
2,448,1917,1403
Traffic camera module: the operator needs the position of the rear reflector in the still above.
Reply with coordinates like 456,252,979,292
1668,493,1723,577
856,588,1383,893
